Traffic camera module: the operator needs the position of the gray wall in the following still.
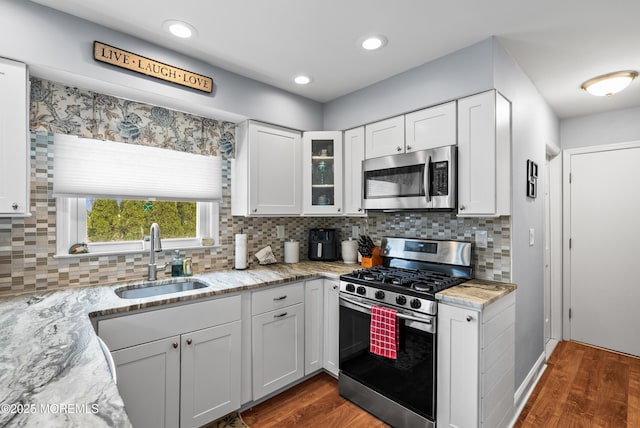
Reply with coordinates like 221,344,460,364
1,0,323,130
492,39,560,388
561,106,640,149
322,39,495,130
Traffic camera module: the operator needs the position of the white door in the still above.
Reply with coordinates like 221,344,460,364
569,145,640,356
544,158,551,345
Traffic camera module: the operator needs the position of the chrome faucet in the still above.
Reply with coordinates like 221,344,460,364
148,223,164,280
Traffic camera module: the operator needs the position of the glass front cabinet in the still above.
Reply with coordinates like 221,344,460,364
302,131,343,215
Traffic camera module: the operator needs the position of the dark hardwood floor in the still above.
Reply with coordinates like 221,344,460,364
515,340,640,427
240,373,389,428
241,341,640,427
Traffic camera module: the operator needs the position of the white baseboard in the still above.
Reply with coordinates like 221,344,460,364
509,352,546,427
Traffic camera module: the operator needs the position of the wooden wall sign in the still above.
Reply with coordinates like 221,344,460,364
93,41,213,93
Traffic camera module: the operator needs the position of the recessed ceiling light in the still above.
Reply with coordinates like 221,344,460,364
581,70,638,96
294,75,312,85
361,35,387,51
162,20,197,39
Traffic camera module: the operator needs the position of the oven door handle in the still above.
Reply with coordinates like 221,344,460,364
339,295,433,325
424,154,432,203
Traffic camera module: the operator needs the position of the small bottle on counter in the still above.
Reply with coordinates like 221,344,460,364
183,257,193,276
172,250,184,277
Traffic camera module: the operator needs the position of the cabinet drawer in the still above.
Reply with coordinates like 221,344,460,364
99,295,241,351
252,282,304,315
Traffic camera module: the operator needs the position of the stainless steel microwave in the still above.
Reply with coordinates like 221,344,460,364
362,146,456,210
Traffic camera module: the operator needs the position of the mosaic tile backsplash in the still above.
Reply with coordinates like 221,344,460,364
0,79,511,296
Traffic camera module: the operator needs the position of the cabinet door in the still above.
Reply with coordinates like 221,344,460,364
343,127,366,215
458,90,513,217
302,131,343,215
249,123,302,215
365,115,405,159
323,280,340,377
304,279,324,375
252,302,304,399
437,303,480,428
405,101,456,152
0,58,29,216
112,336,180,428
181,321,241,428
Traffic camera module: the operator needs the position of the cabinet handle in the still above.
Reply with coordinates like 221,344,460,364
274,312,288,318
186,338,193,345
273,295,287,301
396,146,402,152
11,202,18,210
466,315,473,322
172,342,179,349
407,145,412,151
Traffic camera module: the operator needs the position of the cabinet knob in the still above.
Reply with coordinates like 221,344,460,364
186,338,193,345
253,208,258,213
460,205,465,211
466,315,473,322
406,145,412,151
11,202,18,210
396,146,402,152
172,342,179,349
337,208,341,212
333,285,338,290
358,208,362,212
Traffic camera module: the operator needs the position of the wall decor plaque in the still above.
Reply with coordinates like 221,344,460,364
93,41,213,93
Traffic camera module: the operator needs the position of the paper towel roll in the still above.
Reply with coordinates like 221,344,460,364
235,234,247,270
284,240,299,264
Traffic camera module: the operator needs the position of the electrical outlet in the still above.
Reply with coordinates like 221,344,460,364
475,230,488,248
529,228,535,246
352,226,360,238
276,225,285,239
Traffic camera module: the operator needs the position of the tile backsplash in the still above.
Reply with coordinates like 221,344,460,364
0,79,511,296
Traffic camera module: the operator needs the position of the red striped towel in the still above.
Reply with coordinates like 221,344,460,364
370,305,399,359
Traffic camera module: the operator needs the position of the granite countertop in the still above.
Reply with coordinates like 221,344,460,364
436,278,517,309
0,260,514,427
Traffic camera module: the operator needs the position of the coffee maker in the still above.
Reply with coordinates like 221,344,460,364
308,228,339,261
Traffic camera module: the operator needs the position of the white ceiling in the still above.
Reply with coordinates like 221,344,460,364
31,0,640,119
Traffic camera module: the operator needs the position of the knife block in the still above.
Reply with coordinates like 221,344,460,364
361,246,382,268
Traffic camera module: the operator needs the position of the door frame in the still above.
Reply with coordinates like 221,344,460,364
545,143,562,357
562,140,640,339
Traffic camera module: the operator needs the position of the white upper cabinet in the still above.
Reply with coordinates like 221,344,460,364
365,115,405,159
0,57,29,217
232,121,302,216
343,127,365,216
457,90,511,217
405,101,457,151
302,131,343,215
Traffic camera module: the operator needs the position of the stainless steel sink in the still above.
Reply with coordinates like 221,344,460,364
115,280,208,299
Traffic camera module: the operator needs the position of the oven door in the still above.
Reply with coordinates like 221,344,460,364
338,294,437,423
362,146,456,210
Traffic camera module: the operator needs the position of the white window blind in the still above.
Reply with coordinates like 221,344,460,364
53,134,222,201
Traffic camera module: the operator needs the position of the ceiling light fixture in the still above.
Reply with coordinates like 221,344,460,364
294,75,312,85
361,35,387,51
580,70,638,96
162,20,197,39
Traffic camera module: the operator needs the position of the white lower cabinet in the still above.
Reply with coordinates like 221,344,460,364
99,296,242,428
305,279,324,375
251,283,305,400
437,292,516,428
322,279,340,377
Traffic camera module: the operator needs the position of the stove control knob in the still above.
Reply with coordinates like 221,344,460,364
396,295,407,305
346,283,355,293
375,290,385,300
356,286,367,295
410,298,422,309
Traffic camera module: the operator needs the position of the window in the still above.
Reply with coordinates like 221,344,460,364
53,134,222,256
57,198,218,255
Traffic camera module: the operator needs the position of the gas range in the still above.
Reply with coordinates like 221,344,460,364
339,237,472,316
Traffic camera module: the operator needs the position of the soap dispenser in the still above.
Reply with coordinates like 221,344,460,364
171,250,184,277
